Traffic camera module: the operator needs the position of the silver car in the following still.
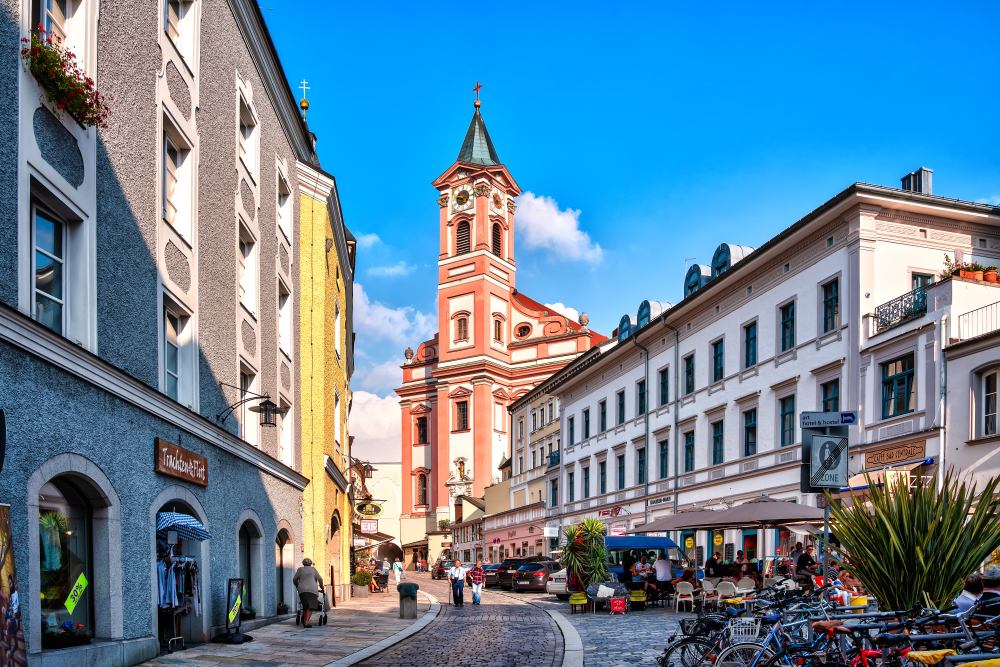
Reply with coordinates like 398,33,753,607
546,568,570,600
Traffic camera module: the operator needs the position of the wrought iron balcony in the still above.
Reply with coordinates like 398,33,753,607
548,451,560,467
875,286,928,332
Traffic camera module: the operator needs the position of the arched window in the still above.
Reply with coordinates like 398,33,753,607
685,270,701,297
456,221,470,255
39,476,94,635
457,317,468,341
494,319,502,342
637,302,651,328
492,223,502,257
417,474,427,506
713,248,730,277
275,529,291,608
618,314,631,343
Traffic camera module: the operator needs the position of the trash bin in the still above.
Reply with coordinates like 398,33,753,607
397,582,419,619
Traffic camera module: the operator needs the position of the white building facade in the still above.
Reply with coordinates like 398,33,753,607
545,173,1000,565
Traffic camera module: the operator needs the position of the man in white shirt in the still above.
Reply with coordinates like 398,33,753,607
649,554,673,600
448,560,469,607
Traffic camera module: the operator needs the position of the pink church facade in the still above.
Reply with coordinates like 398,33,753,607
395,102,606,553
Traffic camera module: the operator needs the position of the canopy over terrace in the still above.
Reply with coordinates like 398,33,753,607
635,498,825,532
624,508,721,534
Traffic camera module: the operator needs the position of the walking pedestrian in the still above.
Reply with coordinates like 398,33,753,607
392,557,403,585
469,560,486,605
448,559,469,607
293,558,324,628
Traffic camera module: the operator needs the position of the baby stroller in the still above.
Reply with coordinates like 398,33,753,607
295,590,328,626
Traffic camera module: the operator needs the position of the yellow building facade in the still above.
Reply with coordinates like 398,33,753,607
296,162,356,603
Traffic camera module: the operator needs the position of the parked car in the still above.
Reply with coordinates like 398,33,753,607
546,568,570,600
430,559,450,580
512,561,562,593
496,555,556,590
484,563,503,587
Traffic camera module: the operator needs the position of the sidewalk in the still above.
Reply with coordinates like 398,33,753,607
140,585,432,667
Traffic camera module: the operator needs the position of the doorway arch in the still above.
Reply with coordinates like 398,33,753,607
275,521,295,613
329,510,342,602
236,509,265,617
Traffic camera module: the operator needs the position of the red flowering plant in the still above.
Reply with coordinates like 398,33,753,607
20,26,110,129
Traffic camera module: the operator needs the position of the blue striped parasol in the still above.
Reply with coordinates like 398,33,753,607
156,512,212,541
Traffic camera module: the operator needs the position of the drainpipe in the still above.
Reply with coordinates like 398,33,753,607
939,315,947,492
660,315,681,519
632,336,651,527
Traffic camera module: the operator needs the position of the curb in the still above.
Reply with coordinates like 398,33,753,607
321,590,440,667
495,590,584,667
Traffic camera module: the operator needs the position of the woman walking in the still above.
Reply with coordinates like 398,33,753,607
292,558,324,628
392,557,403,585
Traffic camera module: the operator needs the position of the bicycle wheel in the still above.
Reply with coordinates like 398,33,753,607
659,638,718,667
715,642,774,667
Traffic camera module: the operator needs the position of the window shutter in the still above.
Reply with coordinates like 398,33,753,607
456,221,470,254
492,224,502,257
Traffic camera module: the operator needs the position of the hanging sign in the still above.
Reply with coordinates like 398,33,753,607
684,537,694,549
360,519,378,534
354,501,383,517
0,504,27,667
65,573,88,614
800,411,857,428
713,534,723,546
155,438,208,487
542,526,559,538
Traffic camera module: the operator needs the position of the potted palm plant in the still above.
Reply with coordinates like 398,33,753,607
827,468,1000,610
560,518,612,610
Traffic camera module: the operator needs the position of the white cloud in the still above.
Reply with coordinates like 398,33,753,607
358,358,405,395
514,191,603,262
976,196,1000,206
544,302,579,322
356,233,381,248
349,391,401,463
353,283,436,345
367,261,414,277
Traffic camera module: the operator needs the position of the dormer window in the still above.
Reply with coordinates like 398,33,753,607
637,302,650,328
713,248,730,277
618,315,631,343
685,270,701,297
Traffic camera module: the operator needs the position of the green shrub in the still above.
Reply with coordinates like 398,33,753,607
351,571,372,586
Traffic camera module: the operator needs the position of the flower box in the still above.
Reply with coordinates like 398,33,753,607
20,27,110,129
42,631,92,649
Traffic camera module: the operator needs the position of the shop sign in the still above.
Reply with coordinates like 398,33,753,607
441,542,452,547
684,537,694,549
155,438,208,487
353,539,368,547
227,578,243,630
65,573,88,614
713,534,723,546
610,526,626,536
865,442,925,468
0,504,27,667
598,506,623,518
542,526,559,538
648,496,672,506
360,519,378,534
355,500,383,517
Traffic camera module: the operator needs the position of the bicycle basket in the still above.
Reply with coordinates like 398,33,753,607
726,618,762,643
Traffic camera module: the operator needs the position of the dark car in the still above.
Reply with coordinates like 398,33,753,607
496,556,554,590
484,563,503,587
430,559,450,580
512,561,562,593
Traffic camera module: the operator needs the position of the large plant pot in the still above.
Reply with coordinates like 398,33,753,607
352,584,369,598
960,270,973,279
975,271,985,281
986,271,998,283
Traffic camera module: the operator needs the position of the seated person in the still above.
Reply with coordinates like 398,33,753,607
795,545,818,588
636,555,652,577
671,567,700,590
649,554,674,597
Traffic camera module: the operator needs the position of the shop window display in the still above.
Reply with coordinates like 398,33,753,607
38,478,93,648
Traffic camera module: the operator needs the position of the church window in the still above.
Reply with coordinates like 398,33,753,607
456,316,468,341
417,473,427,506
456,401,469,431
456,221,470,255
416,416,427,445
492,223,502,258
494,319,502,342
516,324,530,338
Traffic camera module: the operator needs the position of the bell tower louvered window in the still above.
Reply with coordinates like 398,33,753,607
492,223,502,257
457,317,468,341
456,221,470,255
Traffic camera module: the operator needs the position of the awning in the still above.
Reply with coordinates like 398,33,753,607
401,539,428,549
625,509,721,534
840,458,934,492
785,524,827,536
156,512,212,541
354,537,395,552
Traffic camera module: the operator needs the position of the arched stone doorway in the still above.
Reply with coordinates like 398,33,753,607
275,527,293,613
329,511,342,602
375,542,403,567
237,517,263,615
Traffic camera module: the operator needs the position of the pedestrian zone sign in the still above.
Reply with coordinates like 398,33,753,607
809,435,849,488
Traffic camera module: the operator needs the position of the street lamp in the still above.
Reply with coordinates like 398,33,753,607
216,383,287,427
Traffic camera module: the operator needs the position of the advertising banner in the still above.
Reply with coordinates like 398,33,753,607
0,504,27,667
227,578,243,631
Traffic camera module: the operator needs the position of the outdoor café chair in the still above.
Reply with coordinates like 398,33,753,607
675,582,695,612
701,579,721,606
715,580,738,599
736,577,756,594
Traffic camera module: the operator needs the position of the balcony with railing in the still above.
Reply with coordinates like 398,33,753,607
874,286,928,332
956,300,1000,341
548,451,560,467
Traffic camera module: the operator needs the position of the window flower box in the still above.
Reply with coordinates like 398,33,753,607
20,27,110,129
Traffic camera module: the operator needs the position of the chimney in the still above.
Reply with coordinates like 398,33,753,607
901,167,933,195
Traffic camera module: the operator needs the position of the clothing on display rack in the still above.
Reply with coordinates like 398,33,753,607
156,552,201,617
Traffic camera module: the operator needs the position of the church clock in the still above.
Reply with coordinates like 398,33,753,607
452,187,473,212
490,189,504,214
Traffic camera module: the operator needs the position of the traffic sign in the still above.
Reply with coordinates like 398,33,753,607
809,435,849,488
800,411,857,428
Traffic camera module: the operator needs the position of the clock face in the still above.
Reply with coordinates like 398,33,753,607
452,187,473,212
492,192,503,211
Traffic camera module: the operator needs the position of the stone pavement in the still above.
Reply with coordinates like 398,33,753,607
354,575,564,667
138,581,431,667
527,589,692,667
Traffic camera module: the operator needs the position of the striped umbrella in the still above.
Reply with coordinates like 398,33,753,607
156,512,212,541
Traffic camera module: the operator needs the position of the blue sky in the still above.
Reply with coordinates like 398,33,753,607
262,1,1000,459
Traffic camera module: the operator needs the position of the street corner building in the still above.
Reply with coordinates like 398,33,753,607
295,162,356,605
0,0,354,663
394,100,607,568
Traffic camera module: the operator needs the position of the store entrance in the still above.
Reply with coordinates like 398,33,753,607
156,501,209,648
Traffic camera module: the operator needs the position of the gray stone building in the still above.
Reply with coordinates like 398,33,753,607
0,0,329,663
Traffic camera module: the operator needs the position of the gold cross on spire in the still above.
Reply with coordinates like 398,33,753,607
472,81,482,108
